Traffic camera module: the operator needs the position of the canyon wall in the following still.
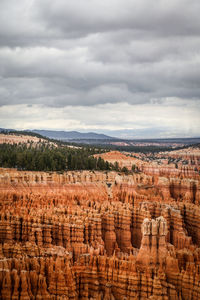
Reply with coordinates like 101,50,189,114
0,165,200,299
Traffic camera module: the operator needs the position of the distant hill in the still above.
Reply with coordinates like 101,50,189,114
32,130,114,140
1,128,199,145
0,128,48,140
0,128,14,132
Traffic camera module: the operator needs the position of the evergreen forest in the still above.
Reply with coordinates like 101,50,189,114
0,142,128,172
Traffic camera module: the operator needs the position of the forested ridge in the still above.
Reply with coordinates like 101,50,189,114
0,143,126,172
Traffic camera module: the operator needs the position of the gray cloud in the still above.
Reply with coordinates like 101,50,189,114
35,0,200,38
0,0,200,136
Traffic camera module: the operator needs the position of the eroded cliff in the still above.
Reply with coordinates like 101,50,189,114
0,165,200,299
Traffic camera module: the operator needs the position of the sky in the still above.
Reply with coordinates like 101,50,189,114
0,0,200,138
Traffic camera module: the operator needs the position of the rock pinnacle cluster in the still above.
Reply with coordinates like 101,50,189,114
0,146,200,299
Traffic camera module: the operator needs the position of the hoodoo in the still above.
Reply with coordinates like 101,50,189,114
0,146,200,299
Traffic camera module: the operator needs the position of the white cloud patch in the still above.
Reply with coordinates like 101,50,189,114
1,100,199,138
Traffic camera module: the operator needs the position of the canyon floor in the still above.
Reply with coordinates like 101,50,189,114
0,146,200,299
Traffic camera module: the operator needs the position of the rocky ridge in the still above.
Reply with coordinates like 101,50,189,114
0,133,54,146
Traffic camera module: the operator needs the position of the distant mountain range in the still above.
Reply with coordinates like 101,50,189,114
31,130,114,140
0,128,114,140
0,128,199,144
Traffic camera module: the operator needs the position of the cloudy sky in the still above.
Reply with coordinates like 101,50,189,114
0,0,200,138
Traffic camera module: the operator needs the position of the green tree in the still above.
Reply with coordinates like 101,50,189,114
121,166,129,174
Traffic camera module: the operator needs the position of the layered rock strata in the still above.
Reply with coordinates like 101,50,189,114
0,166,200,299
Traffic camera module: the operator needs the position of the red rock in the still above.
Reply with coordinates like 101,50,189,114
0,162,200,299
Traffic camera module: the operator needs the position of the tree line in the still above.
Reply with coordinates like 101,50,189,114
0,143,131,173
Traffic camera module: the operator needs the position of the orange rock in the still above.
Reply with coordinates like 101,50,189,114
1,270,12,300
0,163,200,299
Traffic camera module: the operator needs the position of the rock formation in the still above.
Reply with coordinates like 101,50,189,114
0,147,200,300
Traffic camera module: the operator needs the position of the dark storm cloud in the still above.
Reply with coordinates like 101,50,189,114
0,0,200,120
